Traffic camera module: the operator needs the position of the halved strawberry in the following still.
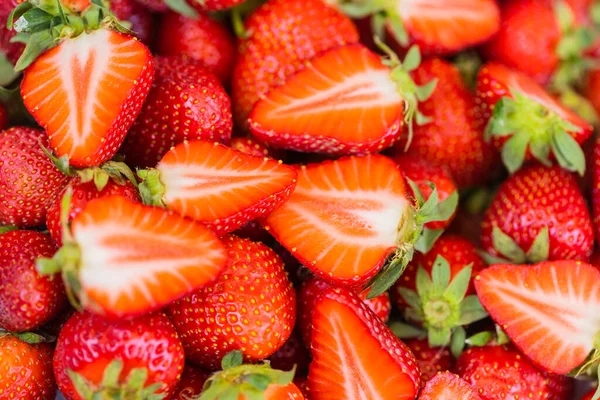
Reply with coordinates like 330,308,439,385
263,154,456,291
476,62,593,175
418,372,481,400
474,261,600,375
38,195,228,318
139,140,298,236
308,287,420,399
21,28,153,168
249,43,435,156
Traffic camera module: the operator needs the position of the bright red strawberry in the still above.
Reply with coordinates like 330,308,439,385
391,58,499,189
418,371,481,400
110,0,153,44
0,333,56,400
39,195,228,318
474,261,600,375
585,69,600,117
404,338,453,382
268,329,311,378
481,164,594,263
54,311,185,399
0,127,70,227
583,389,595,400
121,56,232,168
46,177,139,246
0,230,66,332
264,154,456,290
307,287,421,399
394,154,458,230
170,365,210,400
294,376,311,399
138,140,298,236
456,344,572,399
297,276,391,347
476,62,592,174
18,19,154,167
157,12,235,83
231,0,359,129
593,137,600,242
168,235,296,370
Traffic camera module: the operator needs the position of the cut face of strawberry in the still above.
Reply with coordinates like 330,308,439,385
40,195,228,318
308,287,420,399
474,261,600,375
139,140,298,235
249,44,404,155
21,29,154,168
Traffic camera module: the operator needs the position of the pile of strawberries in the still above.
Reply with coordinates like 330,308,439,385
3,0,600,398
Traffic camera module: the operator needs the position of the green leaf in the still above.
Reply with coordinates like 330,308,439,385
14,29,55,72
370,14,386,41
443,263,472,302
431,255,451,292
528,134,552,167
495,324,511,345
0,53,18,87
397,287,421,311
501,132,530,174
124,367,148,390
386,11,408,46
466,331,493,347
415,266,432,298
0,225,18,234
246,374,271,391
36,257,61,275
406,177,425,206
414,228,444,254
388,321,425,339
402,45,421,72
428,327,451,347
15,332,46,344
525,227,549,263
231,8,249,39
367,253,413,299
491,225,526,263
68,370,94,399
222,350,243,370
101,360,123,387
164,0,198,18
7,1,33,29
450,326,466,359
457,295,488,325
17,8,53,33
418,189,458,224
93,168,109,191
478,250,510,265
415,78,437,102
555,0,575,33
551,129,586,176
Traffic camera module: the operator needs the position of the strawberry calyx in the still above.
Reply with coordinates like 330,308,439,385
0,225,18,234
485,90,586,175
483,225,549,265
0,330,49,344
366,179,458,299
137,169,167,208
199,351,295,400
7,0,132,71
68,360,166,400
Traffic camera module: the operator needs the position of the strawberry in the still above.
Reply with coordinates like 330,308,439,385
297,276,391,348
46,177,139,246
583,389,595,400
11,0,155,168
418,371,481,400
391,58,499,189
481,164,594,263
156,12,235,83
0,127,69,227
249,43,436,156
0,102,8,130
170,365,210,400
138,140,298,236
456,344,572,399
404,338,453,382
121,56,232,169
231,0,359,129
263,154,457,292
475,62,592,175
167,235,296,370
307,287,421,399
38,195,228,318
268,329,310,378
0,332,56,400
339,0,500,56
54,311,185,399
394,154,458,230
294,376,311,399
0,230,66,332
593,137,600,241
109,0,153,44
584,69,600,117
474,261,600,375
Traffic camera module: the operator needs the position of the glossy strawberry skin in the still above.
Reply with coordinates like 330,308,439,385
46,178,139,246
231,0,358,129
0,334,56,400
157,12,235,83
0,230,66,332
593,137,600,242
168,235,296,370
456,345,572,400
121,56,232,169
404,338,453,382
54,312,185,400
110,0,154,45
481,164,594,262
0,127,70,227
391,58,498,188
391,234,486,310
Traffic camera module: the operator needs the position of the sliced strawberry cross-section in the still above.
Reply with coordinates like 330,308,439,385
138,140,298,236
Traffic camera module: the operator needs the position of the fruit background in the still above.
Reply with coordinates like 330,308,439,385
2,0,600,399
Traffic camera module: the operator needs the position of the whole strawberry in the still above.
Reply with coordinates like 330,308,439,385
268,329,310,377
456,345,572,400
157,12,235,83
0,127,69,227
404,337,453,382
54,311,185,399
121,56,232,168
0,230,66,332
110,0,153,44
0,333,56,400
168,235,296,370
419,372,482,400
171,365,210,399
481,164,594,262
391,58,498,188
593,138,600,240
46,177,139,246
